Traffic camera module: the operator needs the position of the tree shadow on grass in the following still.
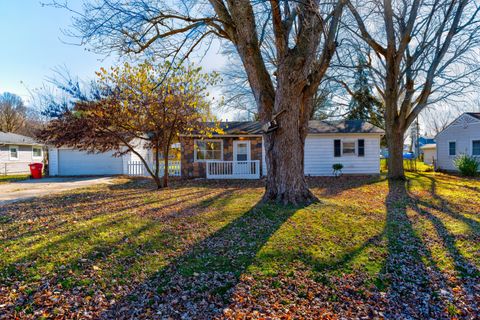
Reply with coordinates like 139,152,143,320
1,183,251,318
377,180,451,318
101,201,300,319
379,179,479,319
2,188,237,273
308,174,386,197
415,173,480,233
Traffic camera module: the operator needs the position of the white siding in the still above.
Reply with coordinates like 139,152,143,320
129,138,151,163
304,134,381,176
436,114,480,171
48,147,59,176
422,148,436,165
0,144,43,175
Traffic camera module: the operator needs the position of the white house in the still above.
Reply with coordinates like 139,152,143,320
420,143,437,165
179,120,384,179
48,120,384,178
435,112,480,171
0,132,44,175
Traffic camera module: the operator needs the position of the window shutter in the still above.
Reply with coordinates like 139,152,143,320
358,139,365,157
334,139,341,157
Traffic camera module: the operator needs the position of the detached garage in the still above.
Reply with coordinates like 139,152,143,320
49,148,129,176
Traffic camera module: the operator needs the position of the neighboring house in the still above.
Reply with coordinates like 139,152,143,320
420,143,437,165
418,136,436,148
0,132,44,175
417,136,436,160
48,120,384,178
435,113,480,171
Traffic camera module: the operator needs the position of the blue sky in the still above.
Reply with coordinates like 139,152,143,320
0,1,115,103
0,0,227,111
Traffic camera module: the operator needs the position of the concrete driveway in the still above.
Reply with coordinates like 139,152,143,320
0,177,116,205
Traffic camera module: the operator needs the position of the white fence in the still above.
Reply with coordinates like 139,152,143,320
206,160,260,179
127,161,181,177
1,162,32,175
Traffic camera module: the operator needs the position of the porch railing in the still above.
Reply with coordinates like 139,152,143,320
127,160,181,177
206,160,260,179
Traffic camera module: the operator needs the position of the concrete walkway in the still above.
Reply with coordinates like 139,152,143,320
0,177,116,205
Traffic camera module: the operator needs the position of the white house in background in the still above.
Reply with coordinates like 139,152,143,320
435,112,480,171
48,120,384,178
420,143,437,165
0,132,44,175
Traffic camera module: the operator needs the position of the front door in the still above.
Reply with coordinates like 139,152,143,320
233,140,251,175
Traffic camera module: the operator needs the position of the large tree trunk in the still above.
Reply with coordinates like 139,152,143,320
262,72,317,205
386,122,406,180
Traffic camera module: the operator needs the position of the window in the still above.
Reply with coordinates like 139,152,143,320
449,141,456,156
358,139,365,157
235,141,250,161
194,140,223,161
32,147,42,158
342,140,356,156
473,140,480,156
334,140,341,157
9,146,19,160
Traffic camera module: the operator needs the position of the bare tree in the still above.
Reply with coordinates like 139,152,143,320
346,0,480,179
0,92,27,133
53,0,346,204
420,105,453,137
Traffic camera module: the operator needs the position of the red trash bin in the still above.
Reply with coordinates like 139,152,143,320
29,163,43,179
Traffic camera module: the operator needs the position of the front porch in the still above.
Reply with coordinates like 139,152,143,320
181,136,265,179
205,160,261,179
126,160,261,179
127,136,265,180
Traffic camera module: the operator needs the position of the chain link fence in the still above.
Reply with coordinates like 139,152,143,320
0,162,32,175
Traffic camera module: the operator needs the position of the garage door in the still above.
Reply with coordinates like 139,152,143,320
58,150,123,176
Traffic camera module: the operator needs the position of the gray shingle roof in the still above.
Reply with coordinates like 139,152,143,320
307,120,384,134
0,132,42,145
212,120,384,135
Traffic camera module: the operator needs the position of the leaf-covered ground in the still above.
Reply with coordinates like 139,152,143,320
0,173,478,319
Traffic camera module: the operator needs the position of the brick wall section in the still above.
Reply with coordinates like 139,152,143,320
181,136,263,178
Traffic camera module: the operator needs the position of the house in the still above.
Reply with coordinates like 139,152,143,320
417,136,436,160
420,143,436,165
418,136,435,148
48,119,384,178
180,120,384,179
0,132,44,175
435,112,480,171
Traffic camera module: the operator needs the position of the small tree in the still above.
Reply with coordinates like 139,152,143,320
454,154,479,177
0,92,27,133
38,61,220,188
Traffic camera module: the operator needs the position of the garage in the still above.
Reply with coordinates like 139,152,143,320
53,149,124,176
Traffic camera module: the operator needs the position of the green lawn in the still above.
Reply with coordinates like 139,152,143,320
380,158,434,173
0,174,478,319
0,174,30,184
